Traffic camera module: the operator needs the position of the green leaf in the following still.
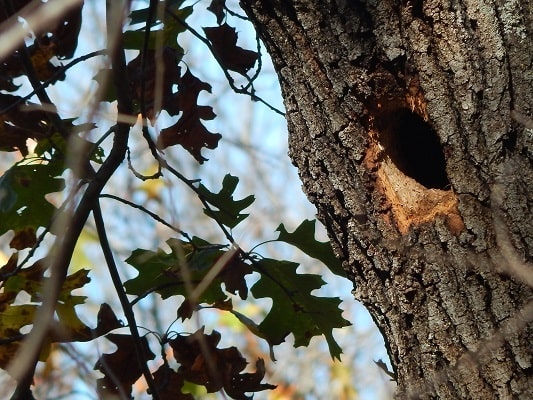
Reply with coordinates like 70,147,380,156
197,174,255,228
275,220,346,277
251,258,350,360
124,241,191,299
0,303,37,337
55,296,90,340
92,69,117,102
229,309,277,360
33,120,103,164
162,5,193,47
0,160,65,241
124,237,232,313
125,3,192,51
122,30,155,50
129,1,187,25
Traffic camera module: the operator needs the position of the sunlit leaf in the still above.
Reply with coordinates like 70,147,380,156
0,260,98,369
251,258,350,360
275,220,345,277
0,160,65,247
197,174,255,228
124,238,227,309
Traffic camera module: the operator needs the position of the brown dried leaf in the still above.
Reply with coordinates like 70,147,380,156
203,24,258,75
0,253,18,279
9,227,37,250
152,364,194,400
0,2,82,91
0,94,56,155
45,4,83,59
27,40,62,82
94,334,155,398
207,0,226,24
93,303,123,337
158,69,221,163
127,47,182,121
219,255,253,300
169,328,275,399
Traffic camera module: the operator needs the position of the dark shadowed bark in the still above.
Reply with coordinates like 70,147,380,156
241,0,532,398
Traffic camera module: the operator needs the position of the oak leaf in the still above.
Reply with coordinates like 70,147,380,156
94,334,155,398
207,0,226,24
157,69,221,163
203,24,258,75
170,327,276,398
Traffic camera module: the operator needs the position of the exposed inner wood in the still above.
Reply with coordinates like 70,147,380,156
364,80,463,234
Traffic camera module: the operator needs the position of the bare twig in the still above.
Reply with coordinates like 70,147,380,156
99,193,191,239
0,50,107,115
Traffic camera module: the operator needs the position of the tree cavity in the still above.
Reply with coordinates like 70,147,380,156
376,108,450,190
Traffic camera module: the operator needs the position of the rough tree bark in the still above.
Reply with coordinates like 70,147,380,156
241,0,532,398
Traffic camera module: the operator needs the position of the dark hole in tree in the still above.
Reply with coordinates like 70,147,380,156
376,108,450,189
405,313,414,329
405,290,417,303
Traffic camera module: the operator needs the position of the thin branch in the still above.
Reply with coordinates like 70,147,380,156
0,50,107,115
140,0,157,116
0,334,25,345
224,5,250,20
93,201,160,400
126,146,162,180
99,193,190,239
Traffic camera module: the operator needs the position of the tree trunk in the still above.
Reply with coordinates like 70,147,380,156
241,0,532,398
